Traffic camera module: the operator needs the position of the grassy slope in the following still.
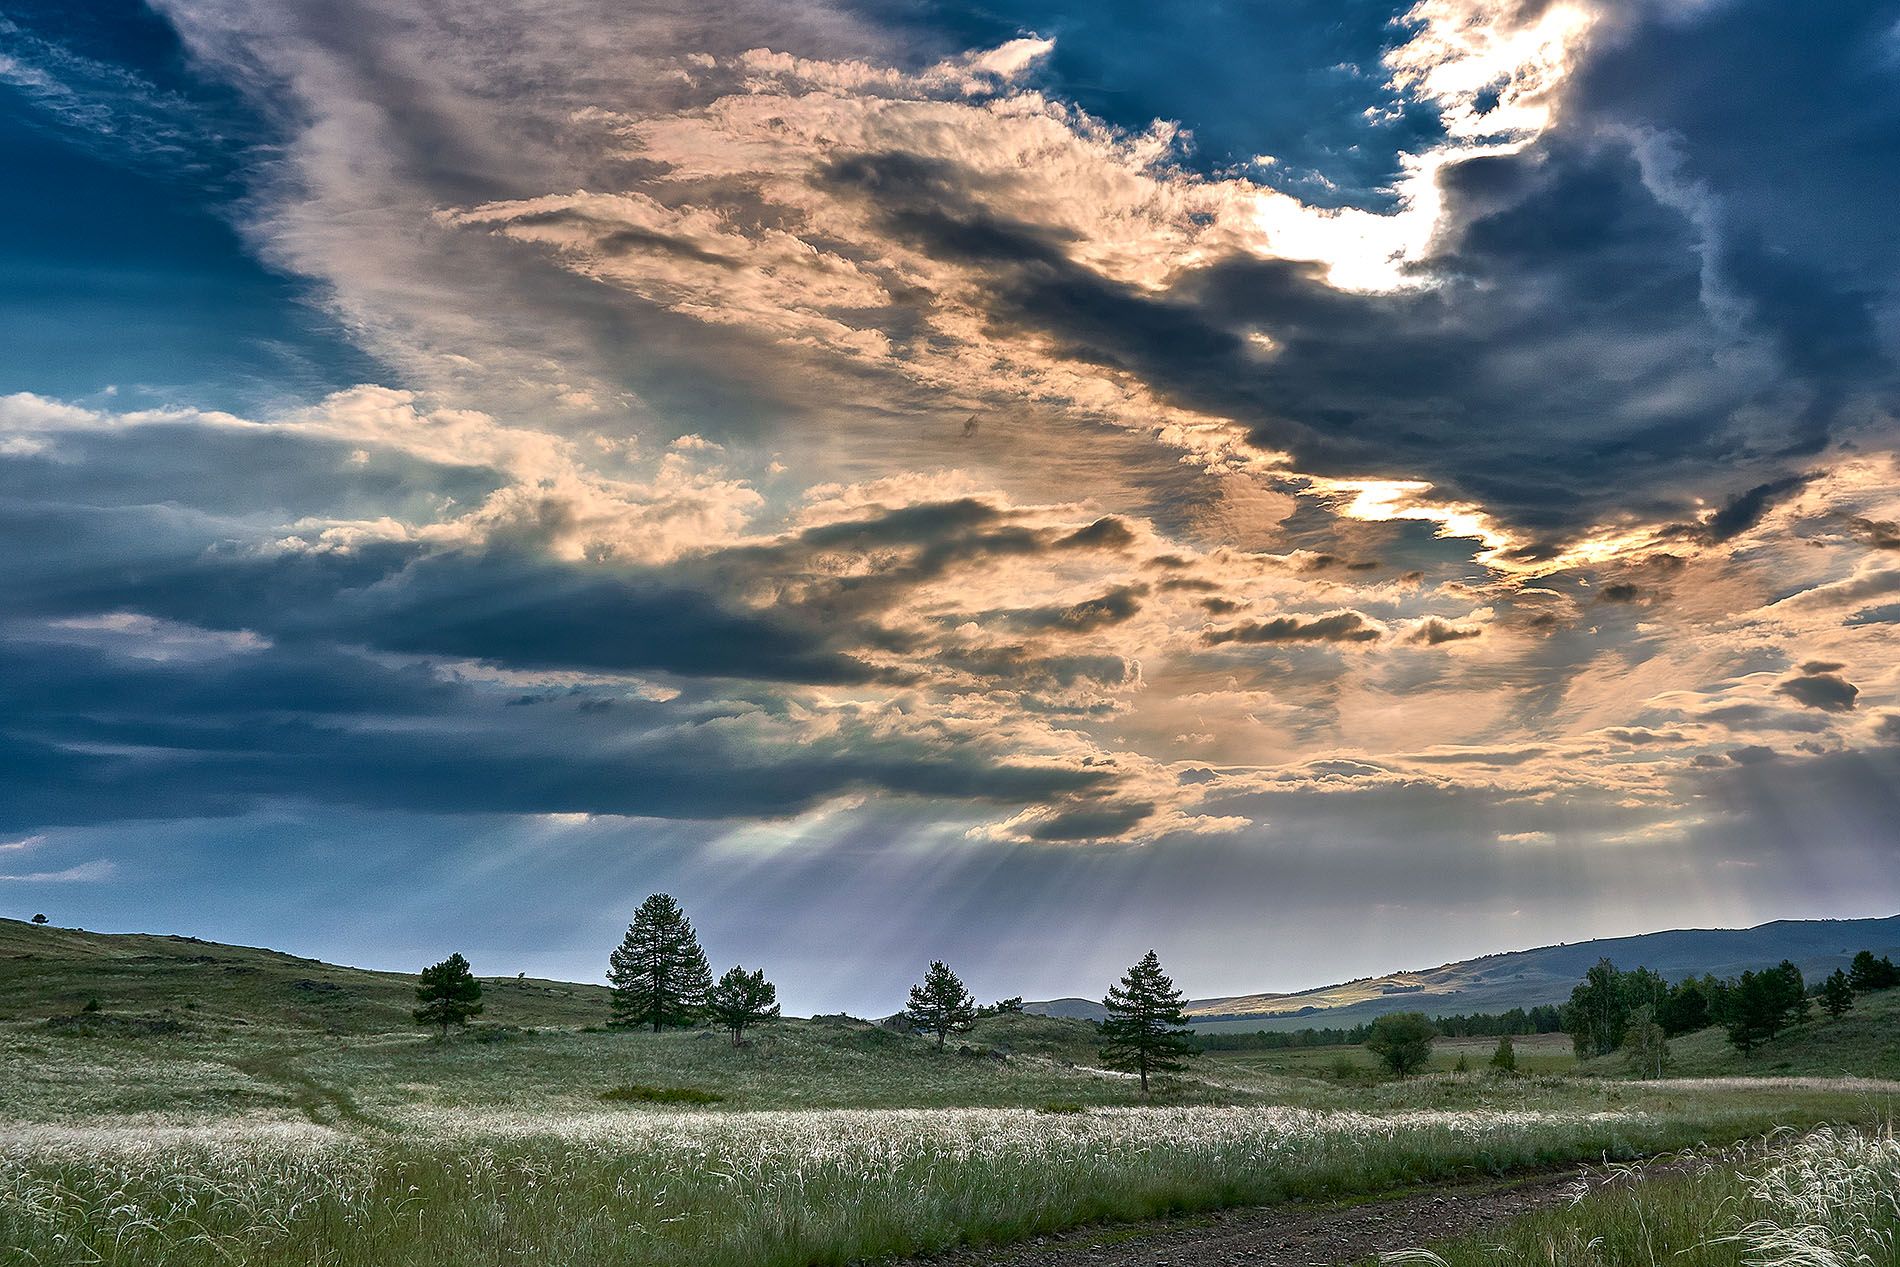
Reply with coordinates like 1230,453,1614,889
1,919,1183,1121
1209,1032,1577,1079
1582,987,1900,1080
0,916,609,1032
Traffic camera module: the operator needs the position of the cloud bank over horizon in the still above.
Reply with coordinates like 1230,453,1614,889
1,0,1897,1010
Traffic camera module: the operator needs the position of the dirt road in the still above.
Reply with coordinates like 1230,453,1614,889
917,1163,1642,1266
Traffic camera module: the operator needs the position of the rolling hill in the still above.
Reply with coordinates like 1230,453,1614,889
0,916,609,1032
1033,914,1900,1032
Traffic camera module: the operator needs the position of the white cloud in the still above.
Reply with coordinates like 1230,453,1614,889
0,860,117,883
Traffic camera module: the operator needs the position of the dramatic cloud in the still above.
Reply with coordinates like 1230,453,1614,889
1204,611,1384,645
1777,669,1861,714
3,0,1900,1003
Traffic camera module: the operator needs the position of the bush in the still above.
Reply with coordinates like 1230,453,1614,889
470,1025,531,1044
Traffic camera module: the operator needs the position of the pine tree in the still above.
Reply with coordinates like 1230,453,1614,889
413,952,483,1037
906,961,977,1049
1822,969,1855,1019
1099,950,1196,1093
706,965,780,1046
1849,950,1900,994
1724,967,1804,1056
608,894,712,1032
1490,1033,1517,1074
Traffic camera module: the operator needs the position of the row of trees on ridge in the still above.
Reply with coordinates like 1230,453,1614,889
412,899,1900,1084
1562,949,1900,1067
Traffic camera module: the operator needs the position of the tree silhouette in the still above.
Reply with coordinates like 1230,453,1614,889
608,894,712,1032
906,961,977,1049
1099,950,1196,1093
413,952,483,1037
706,965,780,1046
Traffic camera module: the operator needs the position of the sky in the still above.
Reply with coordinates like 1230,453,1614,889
2,0,1898,1016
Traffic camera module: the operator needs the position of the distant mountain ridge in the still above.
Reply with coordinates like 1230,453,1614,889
1031,915,1900,1032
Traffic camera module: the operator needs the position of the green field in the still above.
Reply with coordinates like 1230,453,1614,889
6,918,1900,1266
1204,1032,1576,1080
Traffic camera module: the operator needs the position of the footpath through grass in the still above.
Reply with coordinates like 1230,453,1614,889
1402,1124,1900,1267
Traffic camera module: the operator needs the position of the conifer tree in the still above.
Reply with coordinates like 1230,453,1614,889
1822,968,1855,1019
413,952,483,1037
1849,950,1900,993
1490,1033,1517,1074
608,894,712,1031
1723,965,1806,1056
1099,950,1196,1093
906,960,977,1049
706,965,780,1046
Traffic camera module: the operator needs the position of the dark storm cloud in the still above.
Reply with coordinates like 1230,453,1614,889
1848,517,1900,550
0,413,1184,830
1023,799,1156,842
1777,671,1860,713
0,629,1112,832
338,551,890,684
0,417,1159,692
1701,475,1815,543
1013,584,1146,633
1203,611,1381,645
4,527,885,686
807,4,1899,540
1408,618,1482,645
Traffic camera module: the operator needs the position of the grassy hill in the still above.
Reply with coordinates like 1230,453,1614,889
0,917,1149,1121
0,916,609,1033
1586,986,1900,1080
1030,914,1900,1032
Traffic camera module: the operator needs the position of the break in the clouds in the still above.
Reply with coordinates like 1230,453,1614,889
1,0,1898,1008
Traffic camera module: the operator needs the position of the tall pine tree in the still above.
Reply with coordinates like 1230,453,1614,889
1099,950,1195,1093
906,961,977,1049
413,952,483,1037
608,894,712,1031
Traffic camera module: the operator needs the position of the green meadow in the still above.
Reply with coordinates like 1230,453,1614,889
7,918,1900,1266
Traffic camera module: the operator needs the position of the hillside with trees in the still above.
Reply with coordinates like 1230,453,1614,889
1034,914,1900,1032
